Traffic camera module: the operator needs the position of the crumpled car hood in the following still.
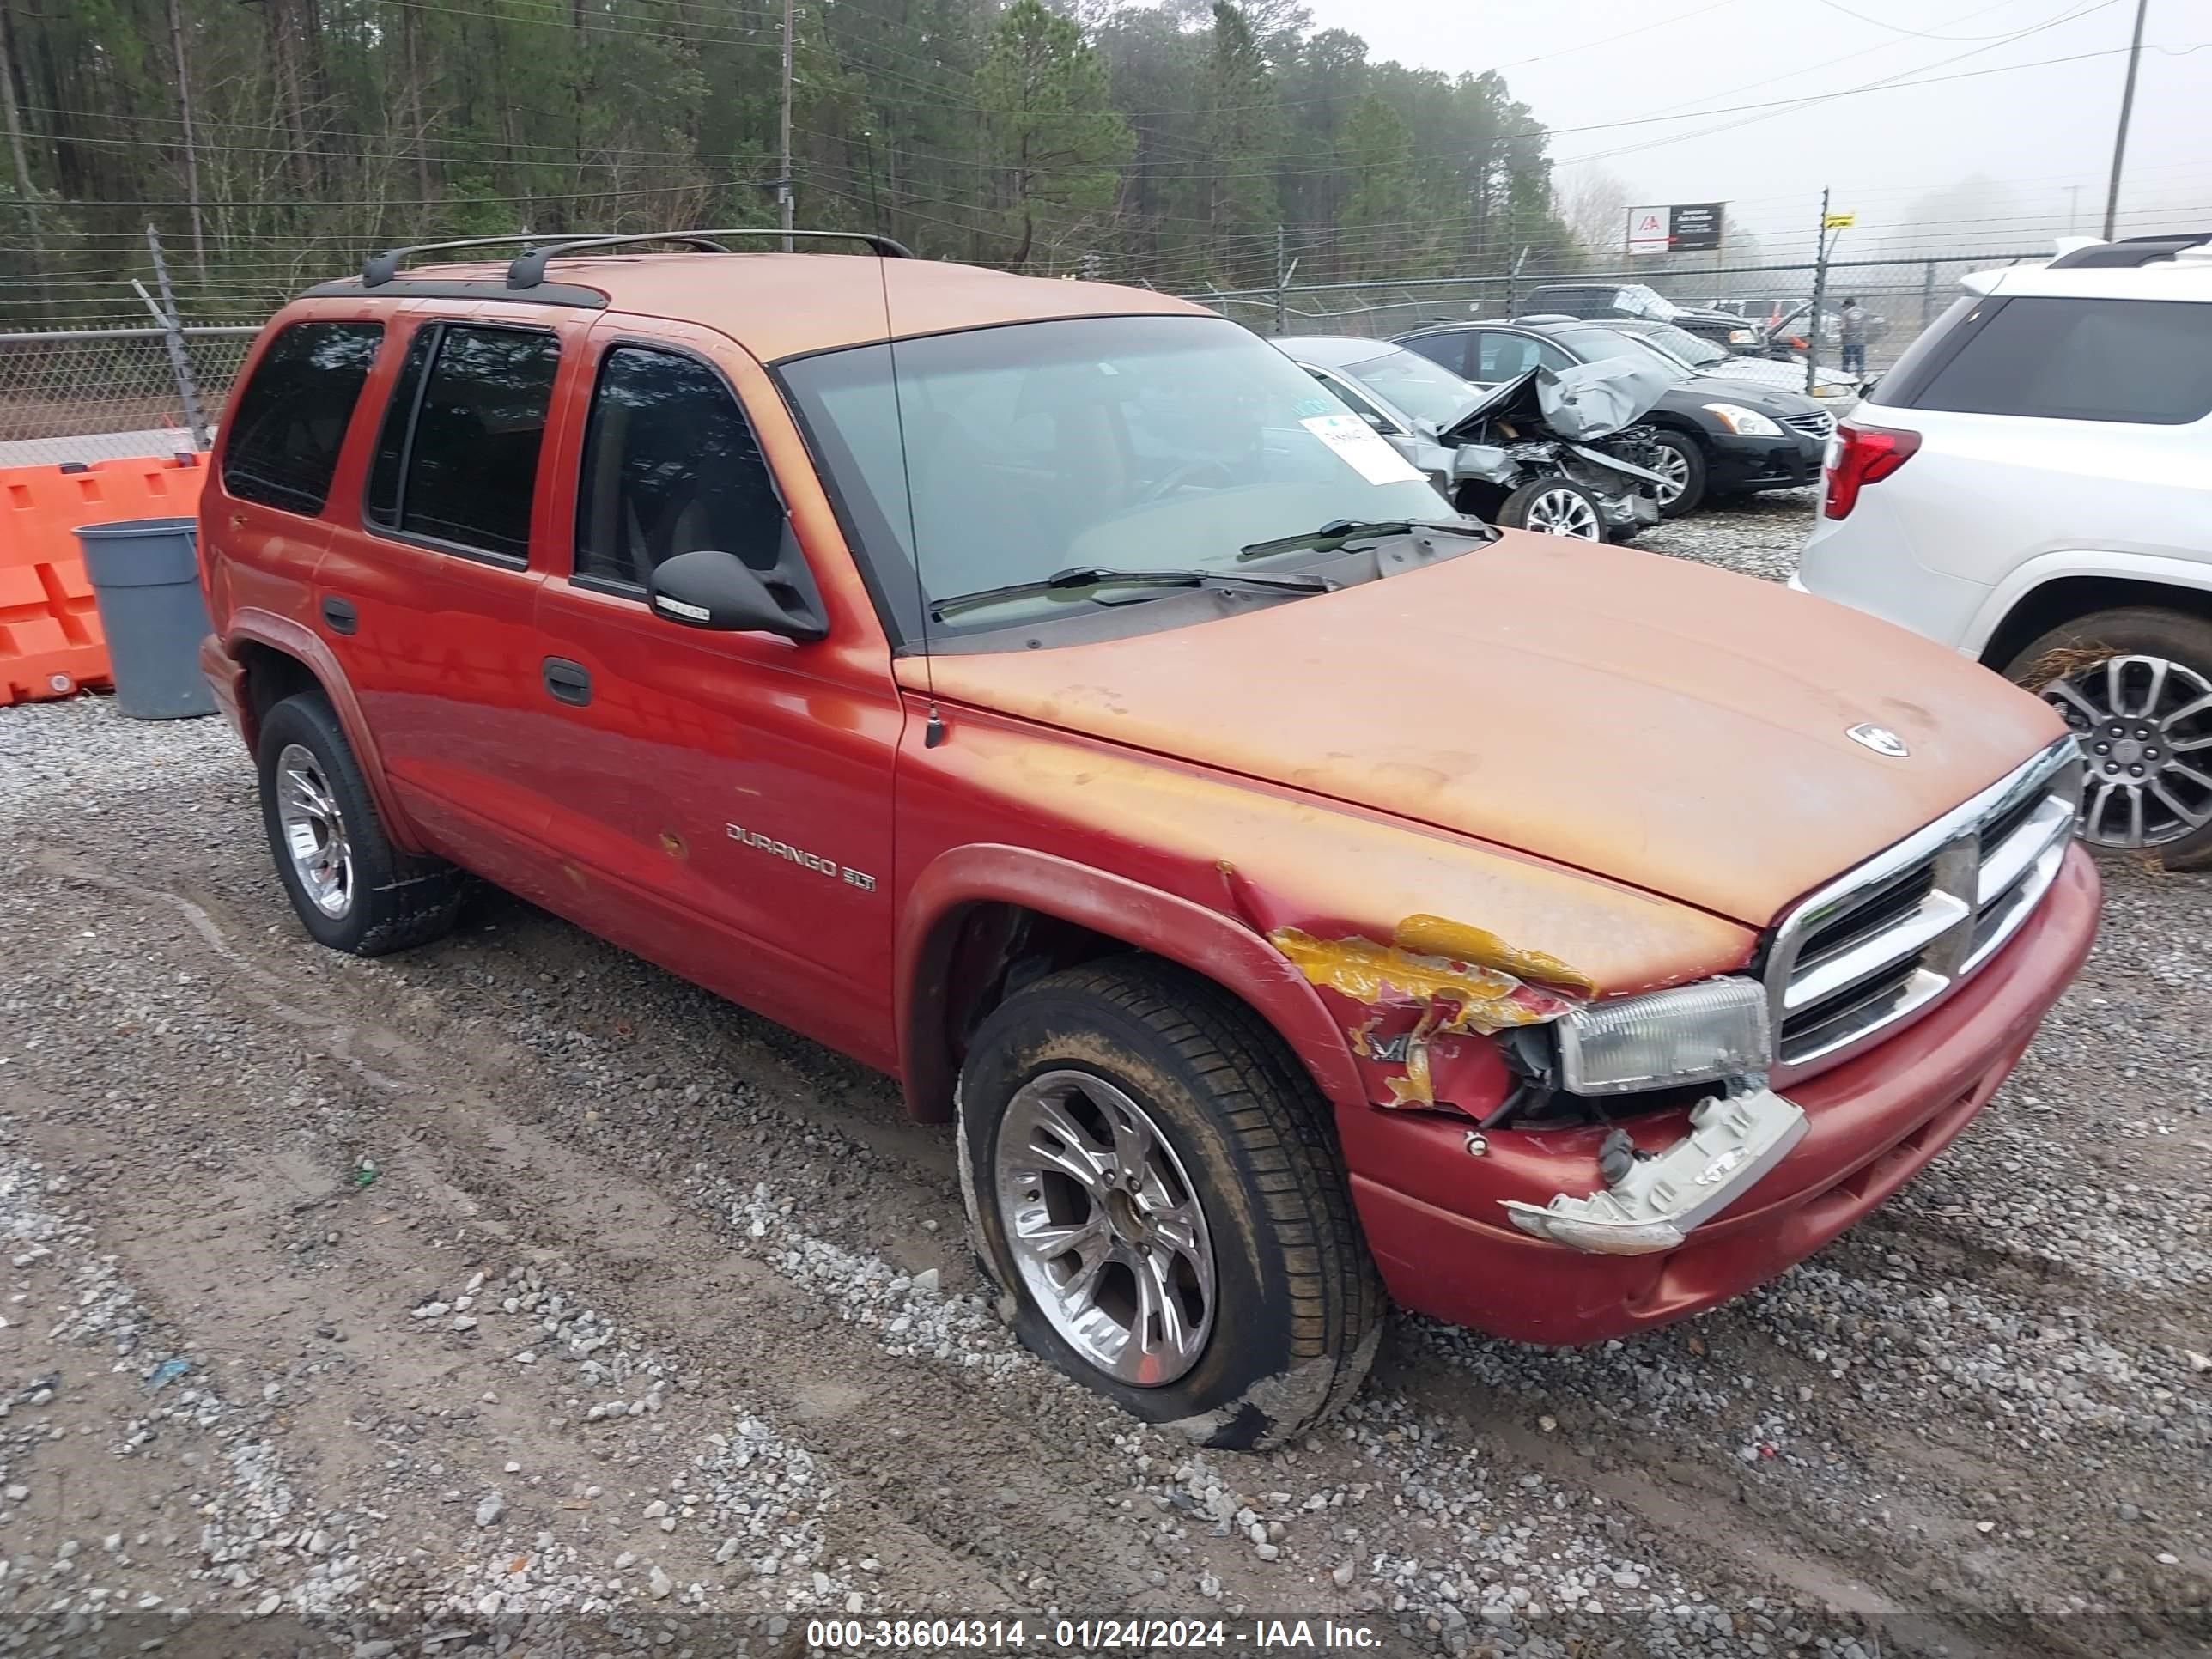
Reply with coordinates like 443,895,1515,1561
910,538,2065,927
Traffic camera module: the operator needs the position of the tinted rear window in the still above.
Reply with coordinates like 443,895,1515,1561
1892,295,2212,424
222,321,383,514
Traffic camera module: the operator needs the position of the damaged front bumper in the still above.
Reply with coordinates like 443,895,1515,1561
1337,846,2100,1346
1500,1085,1808,1255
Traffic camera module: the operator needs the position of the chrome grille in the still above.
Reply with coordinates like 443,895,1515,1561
1764,738,2082,1074
1784,411,1836,441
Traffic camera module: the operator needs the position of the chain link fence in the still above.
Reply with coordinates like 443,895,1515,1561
0,323,255,466
0,246,2045,467
1177,251,2045,380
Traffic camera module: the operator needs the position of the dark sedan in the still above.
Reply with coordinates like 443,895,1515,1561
1393,318,1834,515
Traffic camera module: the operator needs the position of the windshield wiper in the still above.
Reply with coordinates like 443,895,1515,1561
930,564,1335,621
1237,517,1493,562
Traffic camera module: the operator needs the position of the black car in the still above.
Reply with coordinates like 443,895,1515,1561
1392,318,1834,515
1516,283,1767,356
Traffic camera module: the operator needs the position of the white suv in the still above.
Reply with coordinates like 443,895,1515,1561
1797,234,2212,868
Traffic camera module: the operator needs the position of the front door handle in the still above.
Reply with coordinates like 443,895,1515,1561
320,596,357,635
542,657,592,707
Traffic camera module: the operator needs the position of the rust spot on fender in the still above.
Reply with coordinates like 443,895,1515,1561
1272,916,1583,1110
1267,926,1575,1036
1391,913,1595,995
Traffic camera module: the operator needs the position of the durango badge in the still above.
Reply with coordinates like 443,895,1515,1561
1846,722,1910,757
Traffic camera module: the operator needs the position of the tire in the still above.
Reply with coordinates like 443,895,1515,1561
256,691,466,953
957,957,1383,1449
1646,430,1706,516
2003,606,2212,871
1497,477,1604,540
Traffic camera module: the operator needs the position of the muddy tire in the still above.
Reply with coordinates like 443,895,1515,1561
2004,606,2212,870
958,957,1383,1449
256,692,466,954
1497,478,1604,539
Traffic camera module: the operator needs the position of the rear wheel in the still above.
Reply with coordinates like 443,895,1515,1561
2005,606,2212,870
1646,430,1706,515
256,692,466,952
958,958,1382,1448
1498,478,1603,540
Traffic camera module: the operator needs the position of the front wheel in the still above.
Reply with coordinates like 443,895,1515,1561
2005,606,2212,870
958,958,1382,1449
1646,431,1706,516
256,692,467,953
1498,477,1604,539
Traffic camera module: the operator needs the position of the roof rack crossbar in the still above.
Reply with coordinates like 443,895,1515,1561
505,228,915,289
362,233,591,288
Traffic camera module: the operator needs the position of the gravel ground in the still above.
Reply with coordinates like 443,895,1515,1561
1,491,2206,1657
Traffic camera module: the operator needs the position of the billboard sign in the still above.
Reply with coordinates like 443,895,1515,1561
1626,202,1727,255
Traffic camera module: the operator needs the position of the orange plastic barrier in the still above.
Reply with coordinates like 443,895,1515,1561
1,455,208,706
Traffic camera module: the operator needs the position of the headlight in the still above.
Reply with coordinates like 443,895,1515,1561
1704,402,1784,437
1811,383,1844,398
1727,328,1754,344
1553,977,1772,1095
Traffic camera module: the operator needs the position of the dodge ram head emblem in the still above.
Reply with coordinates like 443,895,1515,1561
1846,723,1910,757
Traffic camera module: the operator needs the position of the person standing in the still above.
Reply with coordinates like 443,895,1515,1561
1839,297,1868,377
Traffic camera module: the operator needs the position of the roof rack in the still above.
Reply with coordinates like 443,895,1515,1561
2046,231,2212,270
503,228,913,289
359,228,914,290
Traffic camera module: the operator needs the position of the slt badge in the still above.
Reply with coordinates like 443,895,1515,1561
1846,722,1910,758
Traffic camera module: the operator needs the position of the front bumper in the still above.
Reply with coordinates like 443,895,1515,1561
1705,430,1822,494
1342,842,2100,1346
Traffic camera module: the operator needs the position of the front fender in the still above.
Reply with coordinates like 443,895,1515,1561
896,844,1365,1124
223,607,428,854
1965,549,2212,659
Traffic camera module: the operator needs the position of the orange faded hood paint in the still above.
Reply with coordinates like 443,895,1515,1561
908,534,2068,927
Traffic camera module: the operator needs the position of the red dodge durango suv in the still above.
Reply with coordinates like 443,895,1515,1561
198,231,2100,1446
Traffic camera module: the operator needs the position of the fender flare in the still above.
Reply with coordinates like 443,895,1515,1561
223,609,428,854
1964,549,2212,659
895,843,1366,1124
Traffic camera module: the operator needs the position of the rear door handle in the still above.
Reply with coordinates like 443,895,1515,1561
542,657,592,707
320,596,357,635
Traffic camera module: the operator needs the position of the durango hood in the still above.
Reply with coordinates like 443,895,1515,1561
913,538,2065,927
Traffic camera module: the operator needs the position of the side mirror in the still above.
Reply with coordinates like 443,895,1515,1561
647,548,827,641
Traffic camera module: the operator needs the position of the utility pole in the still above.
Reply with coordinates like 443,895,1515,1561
166,0,207,276
2065,183,2082,235
2102,0,2149,240
1274,224,1285,334
779,0,795,250
1806,187,1832,398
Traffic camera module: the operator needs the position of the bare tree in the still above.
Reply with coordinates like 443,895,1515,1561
1556,165,1632,264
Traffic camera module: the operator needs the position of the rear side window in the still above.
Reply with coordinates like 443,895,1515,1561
1399,332,1474,380
364,323,561,561
574,346,785,588
222,321,383,514
1893,296,2212,425
1474,331,1571,381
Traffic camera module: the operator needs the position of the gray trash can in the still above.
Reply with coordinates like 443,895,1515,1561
74,516,216,720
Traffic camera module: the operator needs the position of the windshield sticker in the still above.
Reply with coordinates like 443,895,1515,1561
1299,414,1425,487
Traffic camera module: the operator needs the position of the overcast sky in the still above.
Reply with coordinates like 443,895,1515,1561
1295,0,2209,256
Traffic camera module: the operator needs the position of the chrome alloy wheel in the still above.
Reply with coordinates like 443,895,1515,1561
276,743,355,917
993,1069,1216,1387
1522,485,1601,539
2040,654,2212,848
1650,443,1692,507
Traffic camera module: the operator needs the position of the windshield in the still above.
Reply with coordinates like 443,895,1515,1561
1634,323,1727,368
1548,325,1696,381
1332,346,1483,428
780,314,1450,641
